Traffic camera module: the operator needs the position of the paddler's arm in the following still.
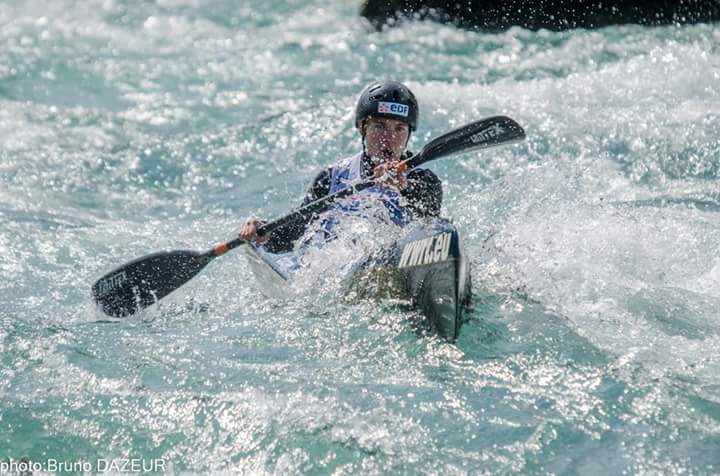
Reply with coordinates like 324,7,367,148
301,167,332,206
400,168,443,217
240,168,333,254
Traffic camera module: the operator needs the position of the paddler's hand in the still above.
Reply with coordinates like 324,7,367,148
373,160,408,191
239,218,270,245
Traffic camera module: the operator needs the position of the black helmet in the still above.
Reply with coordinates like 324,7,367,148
355,80,419,132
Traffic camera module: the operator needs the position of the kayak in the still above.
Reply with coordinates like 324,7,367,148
245,218,471,341
91,116,522,320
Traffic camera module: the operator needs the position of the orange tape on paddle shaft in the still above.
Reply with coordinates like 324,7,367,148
396,161,408,175
214,243,229,256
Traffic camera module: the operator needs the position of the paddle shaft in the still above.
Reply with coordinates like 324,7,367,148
253,115,525,239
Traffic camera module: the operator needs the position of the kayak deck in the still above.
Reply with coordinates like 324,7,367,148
245,218,471,341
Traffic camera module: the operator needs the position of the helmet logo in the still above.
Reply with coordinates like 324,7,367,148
378,101,409,117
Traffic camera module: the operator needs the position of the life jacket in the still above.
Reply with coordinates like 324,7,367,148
327,152,410,227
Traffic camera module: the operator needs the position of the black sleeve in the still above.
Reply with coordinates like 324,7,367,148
401,168,443,218
262,168,332,254
301,168,332,206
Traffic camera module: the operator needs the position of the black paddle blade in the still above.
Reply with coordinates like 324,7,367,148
92,250,214,317
408,116,526,168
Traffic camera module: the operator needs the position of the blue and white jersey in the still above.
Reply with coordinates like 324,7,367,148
326,152,410,227
261,151,442,255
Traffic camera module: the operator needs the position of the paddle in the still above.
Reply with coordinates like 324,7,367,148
92,115,526,317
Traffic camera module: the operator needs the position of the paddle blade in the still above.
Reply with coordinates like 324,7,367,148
408,116,526,167
92,250,214,317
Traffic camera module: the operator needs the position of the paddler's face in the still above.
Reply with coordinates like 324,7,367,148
362,117,410,163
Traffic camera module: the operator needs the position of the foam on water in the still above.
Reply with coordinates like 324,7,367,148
1,0,720,473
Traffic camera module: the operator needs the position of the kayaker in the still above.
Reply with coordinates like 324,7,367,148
240,79,442,253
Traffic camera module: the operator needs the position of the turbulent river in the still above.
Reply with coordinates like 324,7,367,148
1,0,719,473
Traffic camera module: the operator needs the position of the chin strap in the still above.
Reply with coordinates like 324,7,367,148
360,120,368,157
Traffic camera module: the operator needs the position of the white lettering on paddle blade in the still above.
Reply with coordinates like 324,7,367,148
470,123,505,144
95,271,128,298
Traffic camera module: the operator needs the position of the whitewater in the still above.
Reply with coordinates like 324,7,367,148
1,0,719,473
